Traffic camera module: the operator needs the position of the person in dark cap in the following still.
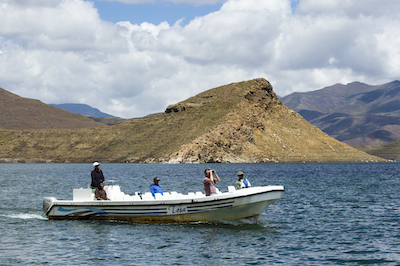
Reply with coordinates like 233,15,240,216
91,162,105,189
235,171,251,190
150,177,163,197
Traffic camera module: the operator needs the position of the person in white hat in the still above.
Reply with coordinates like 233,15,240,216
91,162,105,189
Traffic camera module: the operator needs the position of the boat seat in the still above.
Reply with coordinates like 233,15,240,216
228,186,236,193
154,193,163,199
112,193,124,201
131,195,142,201
195,191,204,197
73,188,92,201
141,192,154,200
161,192,170,199
123,195,138,201
105,185,125,201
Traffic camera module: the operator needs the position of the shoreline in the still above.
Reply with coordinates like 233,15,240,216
0,157,390,164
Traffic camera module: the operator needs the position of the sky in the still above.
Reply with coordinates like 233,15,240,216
1,0,399,118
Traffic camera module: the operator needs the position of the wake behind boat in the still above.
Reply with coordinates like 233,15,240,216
43,181,284,223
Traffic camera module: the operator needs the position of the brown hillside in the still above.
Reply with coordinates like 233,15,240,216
356,141,400,160
0,79,386,163
0,87,106,130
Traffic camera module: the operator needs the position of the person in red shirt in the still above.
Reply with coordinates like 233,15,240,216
203,169,221,196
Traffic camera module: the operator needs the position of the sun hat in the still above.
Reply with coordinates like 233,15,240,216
93,162,100,167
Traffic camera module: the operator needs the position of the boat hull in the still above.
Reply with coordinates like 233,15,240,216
44,186,284,223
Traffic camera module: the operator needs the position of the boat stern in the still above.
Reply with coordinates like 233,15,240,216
43,197,57,215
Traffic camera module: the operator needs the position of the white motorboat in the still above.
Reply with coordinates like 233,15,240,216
43,181,284,223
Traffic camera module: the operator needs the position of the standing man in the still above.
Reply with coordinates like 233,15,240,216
91,162,105,189
203,169,221,196
235,171,251,190
150,177,163,197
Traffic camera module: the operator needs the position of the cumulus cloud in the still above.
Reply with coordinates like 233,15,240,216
103,0,225,5
0,0,399,118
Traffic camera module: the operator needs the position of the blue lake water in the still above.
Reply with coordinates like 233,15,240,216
0,162,399,265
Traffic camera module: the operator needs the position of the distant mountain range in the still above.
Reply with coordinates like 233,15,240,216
50,103,115,118
49,103,129,126
281,81,400,146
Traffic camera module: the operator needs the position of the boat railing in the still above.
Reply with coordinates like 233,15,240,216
91,185,236,202
104,180,120,186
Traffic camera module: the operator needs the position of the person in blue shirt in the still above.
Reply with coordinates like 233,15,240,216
150,177,163,197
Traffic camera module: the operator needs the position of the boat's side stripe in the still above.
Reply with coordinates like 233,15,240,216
187,200,234,212
56,207,169,217
187,204,233,213
53,201,235,218
188,200,235,209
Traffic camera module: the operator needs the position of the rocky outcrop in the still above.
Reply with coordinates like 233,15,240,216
165,103,204,113
166,78,384,163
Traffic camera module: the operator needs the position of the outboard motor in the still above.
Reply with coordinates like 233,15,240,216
43,197,56,215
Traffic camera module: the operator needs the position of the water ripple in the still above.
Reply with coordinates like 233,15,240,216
0,162,399,265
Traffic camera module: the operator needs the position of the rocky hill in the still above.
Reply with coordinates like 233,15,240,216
281,81,400,146
0,78,385,163
0,88,106,130
356,141,400,160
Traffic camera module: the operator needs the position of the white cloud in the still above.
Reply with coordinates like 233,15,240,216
103,0,225,5
297,0,400,17
0,0,399,118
